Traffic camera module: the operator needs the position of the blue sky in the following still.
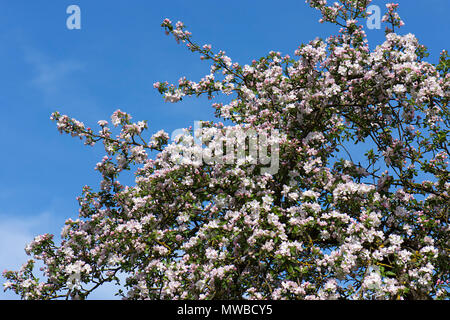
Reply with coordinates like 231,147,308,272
0,0,449,299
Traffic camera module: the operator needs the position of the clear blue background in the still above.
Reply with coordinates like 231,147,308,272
0,0,448,299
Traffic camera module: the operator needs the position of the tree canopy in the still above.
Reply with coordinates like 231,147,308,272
4,0,449,300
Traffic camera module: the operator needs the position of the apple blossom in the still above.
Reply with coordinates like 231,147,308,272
3,1,449,300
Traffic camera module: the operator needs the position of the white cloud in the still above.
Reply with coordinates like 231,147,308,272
30,57,84,97
22,46,102,117
23,47,84,98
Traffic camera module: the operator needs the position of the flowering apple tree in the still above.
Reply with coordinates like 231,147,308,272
3,0,449,300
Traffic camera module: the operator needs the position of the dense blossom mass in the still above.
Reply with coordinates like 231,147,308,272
3,0,449,300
